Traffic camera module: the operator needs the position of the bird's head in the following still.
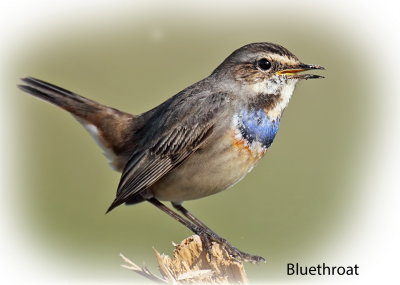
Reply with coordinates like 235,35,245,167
212,42,324,117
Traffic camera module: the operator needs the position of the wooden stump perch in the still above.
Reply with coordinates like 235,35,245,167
120,235,248,284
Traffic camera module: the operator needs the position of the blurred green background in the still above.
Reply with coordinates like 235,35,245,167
7,5,372,283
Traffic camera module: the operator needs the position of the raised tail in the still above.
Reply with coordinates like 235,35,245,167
19,77,138,172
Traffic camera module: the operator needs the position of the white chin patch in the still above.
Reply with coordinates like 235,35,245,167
252,77,298,119
251,77,280,94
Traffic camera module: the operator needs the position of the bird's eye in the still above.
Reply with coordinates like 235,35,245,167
257,58,272,71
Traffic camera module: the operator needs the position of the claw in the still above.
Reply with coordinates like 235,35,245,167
197,231,265,264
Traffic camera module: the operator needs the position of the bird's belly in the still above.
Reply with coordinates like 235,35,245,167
150,130,266,202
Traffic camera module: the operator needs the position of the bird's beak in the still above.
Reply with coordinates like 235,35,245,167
276,63,325,79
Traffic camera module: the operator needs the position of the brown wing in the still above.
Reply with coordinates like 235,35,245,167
106,123,214,212
106,91,230,212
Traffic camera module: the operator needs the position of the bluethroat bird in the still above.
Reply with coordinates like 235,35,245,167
19,42,324,263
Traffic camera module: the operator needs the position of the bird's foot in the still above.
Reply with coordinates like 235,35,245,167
197,230,265,264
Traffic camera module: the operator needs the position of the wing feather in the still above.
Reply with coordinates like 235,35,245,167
106,91,229,212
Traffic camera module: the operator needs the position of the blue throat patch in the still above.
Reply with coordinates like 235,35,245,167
237,109,280,148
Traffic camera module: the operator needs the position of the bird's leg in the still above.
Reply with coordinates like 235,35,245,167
147,198,203,234
147,198,264,263
172,202,220,235
172,202,265,264
147,198,220,260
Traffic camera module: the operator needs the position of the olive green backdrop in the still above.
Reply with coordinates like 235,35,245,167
8,7,372,283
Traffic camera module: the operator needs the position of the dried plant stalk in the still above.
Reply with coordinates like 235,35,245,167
121,235,248,284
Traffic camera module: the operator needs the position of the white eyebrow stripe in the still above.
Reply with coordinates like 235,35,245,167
267,54,299,66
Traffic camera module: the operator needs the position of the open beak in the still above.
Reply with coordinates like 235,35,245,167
276,63,325,79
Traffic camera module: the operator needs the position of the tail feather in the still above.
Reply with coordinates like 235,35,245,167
19,77,101,117
21,77,78,98
19,76,138,172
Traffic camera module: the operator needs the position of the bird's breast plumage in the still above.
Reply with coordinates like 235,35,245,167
149,108,281,202
231,108,280,158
